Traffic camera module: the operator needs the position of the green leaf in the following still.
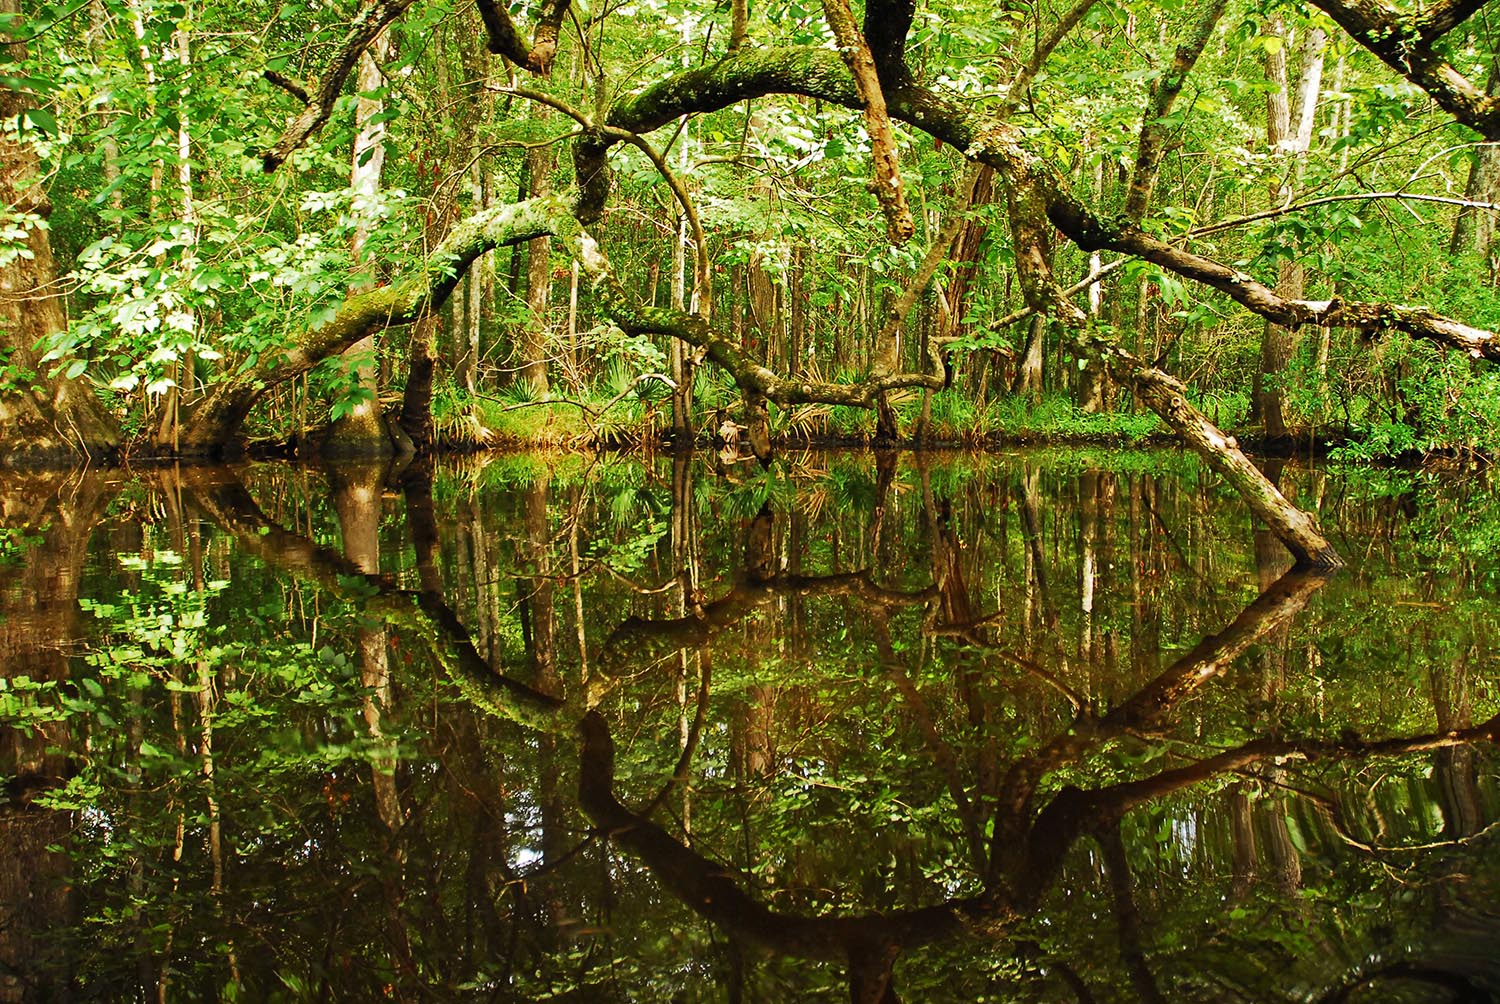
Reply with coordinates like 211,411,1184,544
20,107,59,137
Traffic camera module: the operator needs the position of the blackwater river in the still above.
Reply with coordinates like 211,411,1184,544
2,449,1498,1002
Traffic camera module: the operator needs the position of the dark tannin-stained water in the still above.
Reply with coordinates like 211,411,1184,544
2,450,1498,1002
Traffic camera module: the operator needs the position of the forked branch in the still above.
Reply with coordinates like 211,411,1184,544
474,0,572,75
261,0,415,172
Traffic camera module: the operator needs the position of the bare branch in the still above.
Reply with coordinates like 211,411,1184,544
491,84,713,320
1001,0,1099,117
1124,0,1228,220
262,68,310,103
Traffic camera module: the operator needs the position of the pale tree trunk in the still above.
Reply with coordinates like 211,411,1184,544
88,0,123,216
326,31,395,456
668,112,695,438
0,0,121,464
1077,248,1108,412
153,9,198,452
1449,63,1500,262
458,51,496,395
1254,21,1326,439
1013,314,1046,402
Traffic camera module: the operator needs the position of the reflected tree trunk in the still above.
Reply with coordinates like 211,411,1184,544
0,473,110,999
1097,821,1166,1004
326,461,417,993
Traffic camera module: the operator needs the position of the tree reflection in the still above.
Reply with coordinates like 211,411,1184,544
3,456,1498,1001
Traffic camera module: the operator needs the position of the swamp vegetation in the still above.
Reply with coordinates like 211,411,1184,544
4,0,1500,999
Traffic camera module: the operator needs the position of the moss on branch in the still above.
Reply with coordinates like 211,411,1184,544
179,194,570,453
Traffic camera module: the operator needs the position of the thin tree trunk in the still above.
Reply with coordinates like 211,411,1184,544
1255,21,1326,439
1450,62,1500,258
521,107,555,397
326,32,395,456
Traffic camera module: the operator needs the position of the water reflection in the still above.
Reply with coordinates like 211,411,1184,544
1,453,1498,1002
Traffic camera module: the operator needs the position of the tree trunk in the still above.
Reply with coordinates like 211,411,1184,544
1449,63,1500,259
325,31,395,457
1254,21,1326,440
1013,315,1046,402
521,108,555,397
1077,250,1108,412
0,0,121,465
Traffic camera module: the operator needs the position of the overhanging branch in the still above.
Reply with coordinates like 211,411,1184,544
260,0,415,172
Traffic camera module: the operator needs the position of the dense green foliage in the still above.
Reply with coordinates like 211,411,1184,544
2,0,1499,456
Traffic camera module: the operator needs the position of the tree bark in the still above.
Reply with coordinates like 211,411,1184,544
0,0,122,465
521,109,556,398
325,31,395,457
820,0,914,244
1254,21,1327,439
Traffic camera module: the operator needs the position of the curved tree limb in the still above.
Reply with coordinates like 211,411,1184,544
490,84,714,321
474,0,571,75
597,46,1500,363
260,0,416,172
180,194,569,453
564,224,946,409
1305,0,1500,138
821,0,914,244
1417,0,1490,39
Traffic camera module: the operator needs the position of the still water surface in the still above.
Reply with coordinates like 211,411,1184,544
2,450,1498,1002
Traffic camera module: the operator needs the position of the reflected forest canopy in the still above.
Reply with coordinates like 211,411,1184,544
3,450,1499,1001
5,0,1500,1000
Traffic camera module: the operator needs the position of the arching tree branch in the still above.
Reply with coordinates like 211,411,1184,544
1305,0,1500,138
180,194,569,452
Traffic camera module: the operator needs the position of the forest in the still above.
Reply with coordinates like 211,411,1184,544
3,0,1500,549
